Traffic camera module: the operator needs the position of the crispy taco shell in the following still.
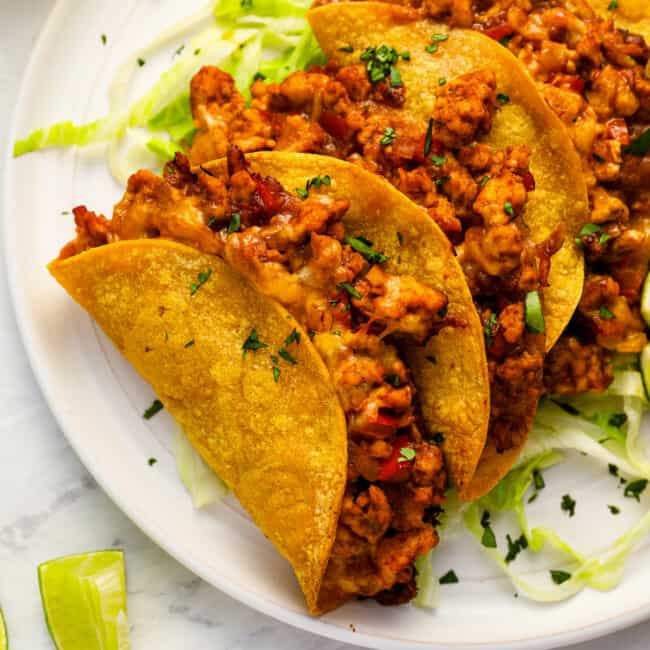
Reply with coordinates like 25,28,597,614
587,0,650,41
201,151,490,497
49,239,348,614
307,1,589,352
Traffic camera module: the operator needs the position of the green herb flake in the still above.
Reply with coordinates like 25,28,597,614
226,212,241,234
430,431,445,444
360,45,403,86
380,127,396,146
343,235,389,264
608,504,621,515
242,329,268,356
426,354,437,365
278,348,298,365
431,154,447,166
338,44,354,53
505,534,528,564
533,469,545,491
184,339,195,348
425,43,439,54
608,413,627,428
438,77,447,86
194,48,202,56
609,463,619,477
207,217,218,229
504,201,515,217
550,570,572,585
424,118,434,157
400,51,411,60
599,305,615,320
624,479,648,502
480,511,497,549
272,366,281,382
480,175,491,187
435,175,450,186
338,281,362,299
624,129,650,155
285,328,301,346
101,34,107,45
175,44,185,57
137,57,146,67
439,570,459,584
306,175,332,191
389,66,402,88
497,93,510,104
431,33,449,42
399,447,416,463
397,231,404,246
608,0,618,9
561,494,576,517
148,457,157,466
385,374,401,387
484,312,498,348
190,269,213,295
525,290,545,334
143,399,164,420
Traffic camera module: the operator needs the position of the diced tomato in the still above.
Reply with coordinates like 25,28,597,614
256,181,281,214
319,110,350,139
606,118,630,145
377,434,413,481
568,77,585,94
522,171,536,192
484,23,515,42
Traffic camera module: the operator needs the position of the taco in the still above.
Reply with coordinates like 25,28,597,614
586,0,650,42
185,7,588,499
50,149,487,613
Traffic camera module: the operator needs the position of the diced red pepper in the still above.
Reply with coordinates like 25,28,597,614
568,77,585,94
319,110,350,139
377,434,413,481
256,181,281,214
522,171,536,192
606,118,630,145
484,23,515,42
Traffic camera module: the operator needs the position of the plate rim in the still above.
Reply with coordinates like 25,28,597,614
3,2,650,648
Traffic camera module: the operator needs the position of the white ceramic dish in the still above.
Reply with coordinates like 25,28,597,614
5,1,650,648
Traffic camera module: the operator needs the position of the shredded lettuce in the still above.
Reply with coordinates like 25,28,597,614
173,428,228,508
413,550,440,610
464,366,650,602
14,0,322,183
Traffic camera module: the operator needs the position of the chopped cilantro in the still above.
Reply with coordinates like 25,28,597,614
242,329,268,356
148,457,157,466
425,43,439,54
184,339,195,348
389,66,402,88
194,48,202,56
505,534,528,564
101,34,107,45
438,77,447,86
380,127,396,146
207,217,218,229
296,187,309,199
431,33,449,42
360,45,403,86
431,154,447,166
607,0,618,9
143,399,164,420
561,494,576,517
527,493,538,504
435,175,450,186
608,504,621,515
174,44,185,57
599,305,615,320
480,175,490,187
609,463,619,477
190,269,213,295
278,348,298,365
272,366,281,382
439,570,459,584
550,570,571,585
385,374,401,387
338,44,354,53
608,413,627,428
306,175,332,190
533,469,545,490
285,328,301,346
484,312,498,348
399,447,416,462
400,51,411,60
424,118,434,157
624,479,648,502
343,235,389,264
499,34,514,47
624,129,650,155
253,72,266,81
338,281,362,299
480,511,497,548
426,355,437,365
497,93,510,104
504,201,515,217
137,57,146,67
397,231,404,246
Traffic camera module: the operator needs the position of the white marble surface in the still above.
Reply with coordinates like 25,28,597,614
2,2,650,649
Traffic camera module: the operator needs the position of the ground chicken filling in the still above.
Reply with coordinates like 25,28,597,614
186,59,558,454
59,146,452,606
313,0,650,395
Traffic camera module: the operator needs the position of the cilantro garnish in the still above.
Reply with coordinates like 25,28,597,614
385,374,401,387
439,570,458,584
101,34,107,45
505,534,528,564
360,45,403,87
497,93,510,104
184,339,195,348
137,57,146,67
550,570,571,585
398,447,416,463
338,44,354,53
227,213,241,234
484,312,498,348
338,281,362,299
272,366,281,382
426,355,437,365
278,348,298,365
624,129,650,156
608,505,621,515
190,269,213,295
609,463,619,477
424,118,434,157
380,127,396,146
431,154,446,166
504,202,515,217
480,511,497,548
242,329,268,356
285,328,301,346
148,457,157,466
624,479,648,502
561,494,576,517
296,187,309,199
143,399,164,420
343,235,389,264
599,305,615,320
438,77,447,86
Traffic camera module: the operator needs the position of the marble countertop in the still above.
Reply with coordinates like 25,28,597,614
2,2,650,648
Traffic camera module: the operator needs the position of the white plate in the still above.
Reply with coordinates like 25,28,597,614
5,1,650,648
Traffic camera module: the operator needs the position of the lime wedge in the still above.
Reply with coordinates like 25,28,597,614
0,607,7,650
38,551,130,650
641,272,650,328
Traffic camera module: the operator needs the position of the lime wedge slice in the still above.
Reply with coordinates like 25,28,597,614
641,272,650,328
0,607,7,650
38,551,130,650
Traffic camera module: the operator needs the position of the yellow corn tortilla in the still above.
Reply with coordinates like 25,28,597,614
588,0,650,42
201,151,490,498
307,1,589,353
49,239,347,615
